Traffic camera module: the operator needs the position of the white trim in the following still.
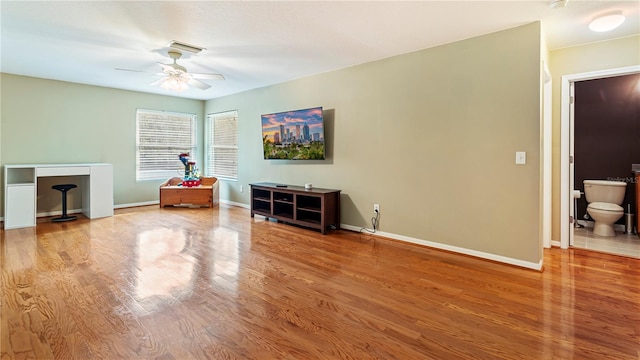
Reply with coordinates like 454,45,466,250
233,200,541,269
560,65,640,249
115,200,250,210
29,199,238,214
114,201,159,209
36,208,83,218
560,77,571,249
229,199,542,270
3,199,542,270
551,240,562,247
340,224,542,270
1,208,85,222
220,199,250,209
542,60,552,249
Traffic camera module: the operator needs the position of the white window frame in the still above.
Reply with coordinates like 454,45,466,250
136,109,197,181
206,110,238,180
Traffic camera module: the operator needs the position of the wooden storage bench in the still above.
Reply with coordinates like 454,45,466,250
160,177,219,208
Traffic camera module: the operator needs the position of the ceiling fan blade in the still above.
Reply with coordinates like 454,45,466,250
115,68,147,73
188,78,211,90
149,77,168,86
191,73,225,80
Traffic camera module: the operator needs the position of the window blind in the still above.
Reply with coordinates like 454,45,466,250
136,109,197,181
206,111,238,180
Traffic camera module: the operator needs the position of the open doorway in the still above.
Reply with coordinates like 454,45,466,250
560,65,640,257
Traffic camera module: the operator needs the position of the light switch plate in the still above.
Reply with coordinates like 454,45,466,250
515,151,526,165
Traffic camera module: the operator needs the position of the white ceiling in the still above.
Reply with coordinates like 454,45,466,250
1,1,638,100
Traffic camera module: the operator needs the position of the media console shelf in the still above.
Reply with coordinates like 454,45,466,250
250,182,341,234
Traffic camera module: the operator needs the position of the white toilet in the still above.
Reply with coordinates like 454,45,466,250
583,180,627,237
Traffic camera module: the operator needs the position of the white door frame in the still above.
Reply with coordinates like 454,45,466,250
559,65,640,249
542,62,552,249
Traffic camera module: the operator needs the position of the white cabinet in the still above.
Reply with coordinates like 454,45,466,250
4,166,36,229
5,184,36,229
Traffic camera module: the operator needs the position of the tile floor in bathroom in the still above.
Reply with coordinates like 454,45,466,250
573,225,640,258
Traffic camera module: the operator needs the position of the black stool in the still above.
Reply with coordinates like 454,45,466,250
52,184,77,222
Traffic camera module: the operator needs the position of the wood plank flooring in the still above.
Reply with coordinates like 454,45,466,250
1,204,639,359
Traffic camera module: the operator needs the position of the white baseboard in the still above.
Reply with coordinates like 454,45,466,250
37,202,159,218
220,199,250,209
113,200,250,210
340,224,542,270
0,203,157,223
220,205,543,270
551,240,562,247
36,208,84,218
0,209,84,223
5,200,540,270
114,200,159,209
114,200,251,210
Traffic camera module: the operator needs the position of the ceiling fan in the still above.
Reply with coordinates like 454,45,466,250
118,50,224,91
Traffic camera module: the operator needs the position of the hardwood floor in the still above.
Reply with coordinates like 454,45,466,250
1,204,639,359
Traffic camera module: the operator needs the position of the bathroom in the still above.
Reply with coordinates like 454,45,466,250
573,72,640,258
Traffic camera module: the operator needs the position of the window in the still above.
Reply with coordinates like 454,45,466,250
206,111,238,180
136,109,197,181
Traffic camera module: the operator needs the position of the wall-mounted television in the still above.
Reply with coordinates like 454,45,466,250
261,106,325,160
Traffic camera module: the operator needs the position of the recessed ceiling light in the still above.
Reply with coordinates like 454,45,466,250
589,11,625,32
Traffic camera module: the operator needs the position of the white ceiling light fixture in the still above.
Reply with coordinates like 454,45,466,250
589,11,625,32
549,0,569,9
159,75,189,92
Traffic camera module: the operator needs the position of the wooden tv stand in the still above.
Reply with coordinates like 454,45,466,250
250,182,341,234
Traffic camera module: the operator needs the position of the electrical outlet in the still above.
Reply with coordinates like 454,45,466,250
374,204,380,212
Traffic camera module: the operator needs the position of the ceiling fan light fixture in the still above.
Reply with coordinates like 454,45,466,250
167,40,205,54
589,11,625,32
160,76,189,92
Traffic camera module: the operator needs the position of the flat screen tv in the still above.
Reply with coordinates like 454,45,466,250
261,106,325,160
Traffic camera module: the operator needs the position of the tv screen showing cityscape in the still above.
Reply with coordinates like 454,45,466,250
261,107,325,160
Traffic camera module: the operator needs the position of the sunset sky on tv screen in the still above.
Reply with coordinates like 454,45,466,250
261,107,323,141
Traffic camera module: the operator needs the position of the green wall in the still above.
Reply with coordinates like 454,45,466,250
549,35,640,242
1,23,544,267
206,23,543,265
0,75,204,212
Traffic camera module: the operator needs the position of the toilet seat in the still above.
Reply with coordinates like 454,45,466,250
587,202,623,212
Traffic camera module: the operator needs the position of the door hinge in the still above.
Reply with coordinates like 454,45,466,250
569,215,574,224
570,96,575,104
569,155,574,164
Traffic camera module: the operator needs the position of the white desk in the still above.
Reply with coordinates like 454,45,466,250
3,163,113,229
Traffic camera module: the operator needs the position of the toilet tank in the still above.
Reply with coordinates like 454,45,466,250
583,180,627,205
